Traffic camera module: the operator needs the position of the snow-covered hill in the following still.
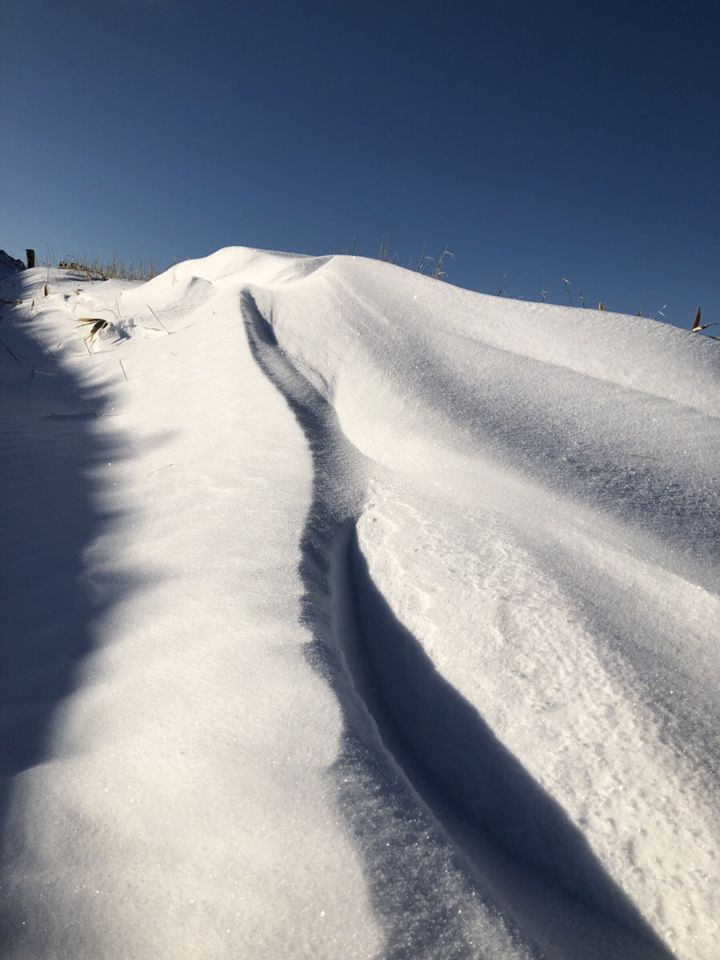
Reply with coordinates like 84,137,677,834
1,249,718,960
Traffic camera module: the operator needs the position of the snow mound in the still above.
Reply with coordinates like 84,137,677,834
1,247,718,960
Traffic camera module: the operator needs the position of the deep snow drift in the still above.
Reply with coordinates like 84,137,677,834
1,248,718,960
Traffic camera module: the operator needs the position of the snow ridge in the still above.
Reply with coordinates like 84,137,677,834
241,286,674,960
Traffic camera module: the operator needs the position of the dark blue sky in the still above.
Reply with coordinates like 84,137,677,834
3,0,719,327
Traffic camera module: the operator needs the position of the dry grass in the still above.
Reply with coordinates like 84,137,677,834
57,255,159,282
341,238,455,282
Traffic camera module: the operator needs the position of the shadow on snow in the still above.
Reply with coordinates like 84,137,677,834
0,308,145,948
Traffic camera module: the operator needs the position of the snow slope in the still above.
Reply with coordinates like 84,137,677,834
1,249,718,960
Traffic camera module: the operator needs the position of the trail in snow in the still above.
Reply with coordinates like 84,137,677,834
242,289,525,960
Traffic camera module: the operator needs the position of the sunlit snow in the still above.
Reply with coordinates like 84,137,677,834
1,249,718,959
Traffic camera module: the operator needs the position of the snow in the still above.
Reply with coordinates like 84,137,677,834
1,248,718,959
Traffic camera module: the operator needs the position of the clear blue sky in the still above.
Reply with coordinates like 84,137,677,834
3,0,719,327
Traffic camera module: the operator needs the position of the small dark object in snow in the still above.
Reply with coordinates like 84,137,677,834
77,317,110,343
691,307,718,333
0,250,27,280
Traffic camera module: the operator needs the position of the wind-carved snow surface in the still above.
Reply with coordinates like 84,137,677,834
1,249,718,960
